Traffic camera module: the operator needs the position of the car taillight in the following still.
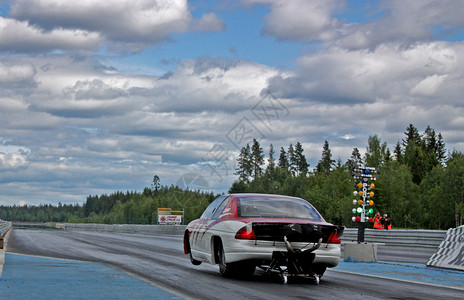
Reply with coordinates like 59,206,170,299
327,231,341,244
235,226,256,240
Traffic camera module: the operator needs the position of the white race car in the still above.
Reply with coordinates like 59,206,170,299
184,193,344,282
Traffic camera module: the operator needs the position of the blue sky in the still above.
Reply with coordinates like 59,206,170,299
1,0,464,206
109,3,298,74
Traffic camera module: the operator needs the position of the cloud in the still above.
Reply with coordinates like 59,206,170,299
0,151,29,170
410,74,447,96
127,57,280,114
0,16,103,53
65,79,129,100
245,0,464,49
267,42,462,105
250,0,343,42
0,61,36,86
338,0,464,49
8,0,192,51
193,13,226,32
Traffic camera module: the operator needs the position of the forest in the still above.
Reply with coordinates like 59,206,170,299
1,124,463,230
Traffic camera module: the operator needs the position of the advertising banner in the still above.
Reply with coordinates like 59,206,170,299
158,215,182,225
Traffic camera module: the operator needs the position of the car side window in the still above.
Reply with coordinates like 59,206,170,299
212,197,230,219
200,196,227,220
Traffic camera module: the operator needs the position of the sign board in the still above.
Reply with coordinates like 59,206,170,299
157,208,184,224
157,208,171,215
158,215,182,225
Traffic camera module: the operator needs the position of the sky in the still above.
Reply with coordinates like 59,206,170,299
1,0,464,206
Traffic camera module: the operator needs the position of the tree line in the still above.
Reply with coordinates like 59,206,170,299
1,124,462,229
231,124,462,229
0,184,217,225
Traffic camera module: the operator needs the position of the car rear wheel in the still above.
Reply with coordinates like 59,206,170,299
312,265,327,277
217,241,255,278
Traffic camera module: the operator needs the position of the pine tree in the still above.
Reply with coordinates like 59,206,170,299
266,144,275,172
403,125,426,184
385,148,392,162
316,140,335,175
422,126,440,172
394,141,403,163
436,133,447,165
251,139,264,178
288,143,296,175
294,142,309,176
278,147,289,170
235,144,252,183
365,135,387,168
424,126,437,152
346,147,363,170
403,124,421,147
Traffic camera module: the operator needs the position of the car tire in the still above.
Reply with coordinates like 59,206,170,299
312,265,327,277
218,241,255,278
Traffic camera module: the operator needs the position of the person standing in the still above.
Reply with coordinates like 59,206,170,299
380,214,392,230
373,212,383,230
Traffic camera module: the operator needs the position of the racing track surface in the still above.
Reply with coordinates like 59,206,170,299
7,229,463,300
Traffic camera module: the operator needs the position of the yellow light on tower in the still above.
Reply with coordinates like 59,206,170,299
369,200,374,206
359,191,364,197
370,183,375,189
370,191,374,197
358,182,363,188
358,200,363,205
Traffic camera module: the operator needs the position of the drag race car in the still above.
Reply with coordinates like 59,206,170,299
184,193,344,284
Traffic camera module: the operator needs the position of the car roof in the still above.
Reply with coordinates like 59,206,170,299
228,193,303,200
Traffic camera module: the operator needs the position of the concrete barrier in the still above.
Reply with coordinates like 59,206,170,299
60,224,448,253
1,220,12,249
341,228,447,252
344,242,378,262
0,220,12,276
426,225,464,271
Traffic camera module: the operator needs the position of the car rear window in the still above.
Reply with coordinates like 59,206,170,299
236,196,323,221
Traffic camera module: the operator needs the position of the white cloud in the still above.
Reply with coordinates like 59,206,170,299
338,0,464,49
250,0,343,41
0,61,36,85
245,0,464,49
410,74,447,96
194,13,226,32
8,0,192,51
0,16,103,53
0,151,29,170
268,42,462,105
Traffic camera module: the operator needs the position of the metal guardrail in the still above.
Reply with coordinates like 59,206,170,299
0,220,12,249
341,228,447,252
62,223,187,235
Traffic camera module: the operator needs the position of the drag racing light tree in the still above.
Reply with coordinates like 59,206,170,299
352,167,378,243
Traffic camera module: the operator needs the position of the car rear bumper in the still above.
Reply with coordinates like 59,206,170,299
223,239,341,267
